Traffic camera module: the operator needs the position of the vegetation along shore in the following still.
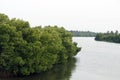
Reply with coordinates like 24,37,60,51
0,13,81,76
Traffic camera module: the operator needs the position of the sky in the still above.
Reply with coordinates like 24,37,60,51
0,0,120,32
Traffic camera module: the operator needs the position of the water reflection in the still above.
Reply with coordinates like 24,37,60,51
1,57,77,80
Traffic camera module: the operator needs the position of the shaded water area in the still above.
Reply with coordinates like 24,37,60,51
0,58,77,80
1,37,120,80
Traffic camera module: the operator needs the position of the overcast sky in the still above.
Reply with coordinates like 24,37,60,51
0,0,120,32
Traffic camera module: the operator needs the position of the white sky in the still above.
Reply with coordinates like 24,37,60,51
0,0,120,32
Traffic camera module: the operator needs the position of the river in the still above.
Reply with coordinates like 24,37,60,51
71,37,120,80
1,37,120,80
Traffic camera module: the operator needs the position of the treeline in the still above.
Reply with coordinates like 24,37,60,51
0,13,81,76
95,31,120,43
69,31,96,37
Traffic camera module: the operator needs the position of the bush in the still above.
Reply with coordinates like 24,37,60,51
0,13,81,76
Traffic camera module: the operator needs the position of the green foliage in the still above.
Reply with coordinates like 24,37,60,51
9,18,30,31
0,13,81,76
70,31,96,37
0,13,9,24
95,31,120,43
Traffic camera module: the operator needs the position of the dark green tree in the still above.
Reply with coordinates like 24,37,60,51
95,31,120,43
0,13,81,76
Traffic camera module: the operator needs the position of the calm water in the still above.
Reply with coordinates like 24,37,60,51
71,37,120,80
1,37,120,80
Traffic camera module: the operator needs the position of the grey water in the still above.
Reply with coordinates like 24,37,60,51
71,37,120,80
1,37,120,80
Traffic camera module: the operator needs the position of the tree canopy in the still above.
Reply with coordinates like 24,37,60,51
0,13,81,76
69,30,96,37
95,31,120,43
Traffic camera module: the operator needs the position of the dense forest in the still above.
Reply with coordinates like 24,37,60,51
69,31,96,37
95,31,120,43
0,13,81,76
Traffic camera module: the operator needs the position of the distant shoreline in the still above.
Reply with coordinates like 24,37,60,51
69,31,97,37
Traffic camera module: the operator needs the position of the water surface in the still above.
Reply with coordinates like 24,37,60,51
71,37,120,80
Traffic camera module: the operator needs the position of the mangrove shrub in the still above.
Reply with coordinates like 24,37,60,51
0,13,81,76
